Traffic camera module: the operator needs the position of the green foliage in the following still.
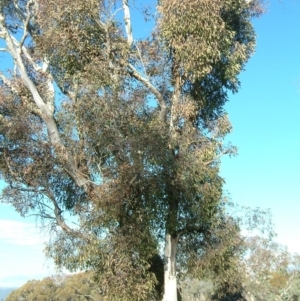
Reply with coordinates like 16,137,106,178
158,0,259,126
158,0,255,81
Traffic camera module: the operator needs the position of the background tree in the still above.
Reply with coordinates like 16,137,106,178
0,0,264,300
6,272,101,301
6,278,58,301
240,236,300,301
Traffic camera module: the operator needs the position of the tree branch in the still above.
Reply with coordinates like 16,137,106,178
0,70,43,116
0,17,53,115
135,43,148,78
12,0,36,34
48,193,78,235
20,0,34,47
203,149,231,166
27,213,56,220
128,63,167,121
0,16,90,190
43,189,92,240
21,45,42,72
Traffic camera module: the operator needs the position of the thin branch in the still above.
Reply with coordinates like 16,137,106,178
27,213,56,220
109,7,123,22
135,43,148,79
50,195,76,234
122,0,133,47
9,186,47,195
128,63,167,121
44,189,90,240
21,45,42,72
20,0,34,47
203,149,230,166
13,0,36,34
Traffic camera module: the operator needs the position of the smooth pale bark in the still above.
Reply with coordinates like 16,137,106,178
122,0,133,47
162,233,178,301
0,13,89,190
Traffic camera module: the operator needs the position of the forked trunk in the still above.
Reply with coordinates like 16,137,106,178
162,233,178,301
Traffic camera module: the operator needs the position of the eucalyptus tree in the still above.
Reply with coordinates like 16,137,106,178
240,236,300,301
0,0,264,300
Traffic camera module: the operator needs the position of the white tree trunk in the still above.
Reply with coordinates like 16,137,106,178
162,234,178,301
122,0,133,47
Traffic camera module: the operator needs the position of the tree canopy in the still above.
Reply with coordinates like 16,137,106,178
0,0,265,300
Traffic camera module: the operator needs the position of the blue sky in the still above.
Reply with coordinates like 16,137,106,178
1,0,300,288
221,0,300,253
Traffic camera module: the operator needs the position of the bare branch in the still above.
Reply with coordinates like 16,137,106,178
108,7,123,22
128,63,167,121
8,185,47,195
20,0,34,47
13,0,36,34
203,149,231,166
34,200,54,212
42,189,91,240
135,43,148,79
27,213,56,220
21,45,42,72
47,193,77,234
